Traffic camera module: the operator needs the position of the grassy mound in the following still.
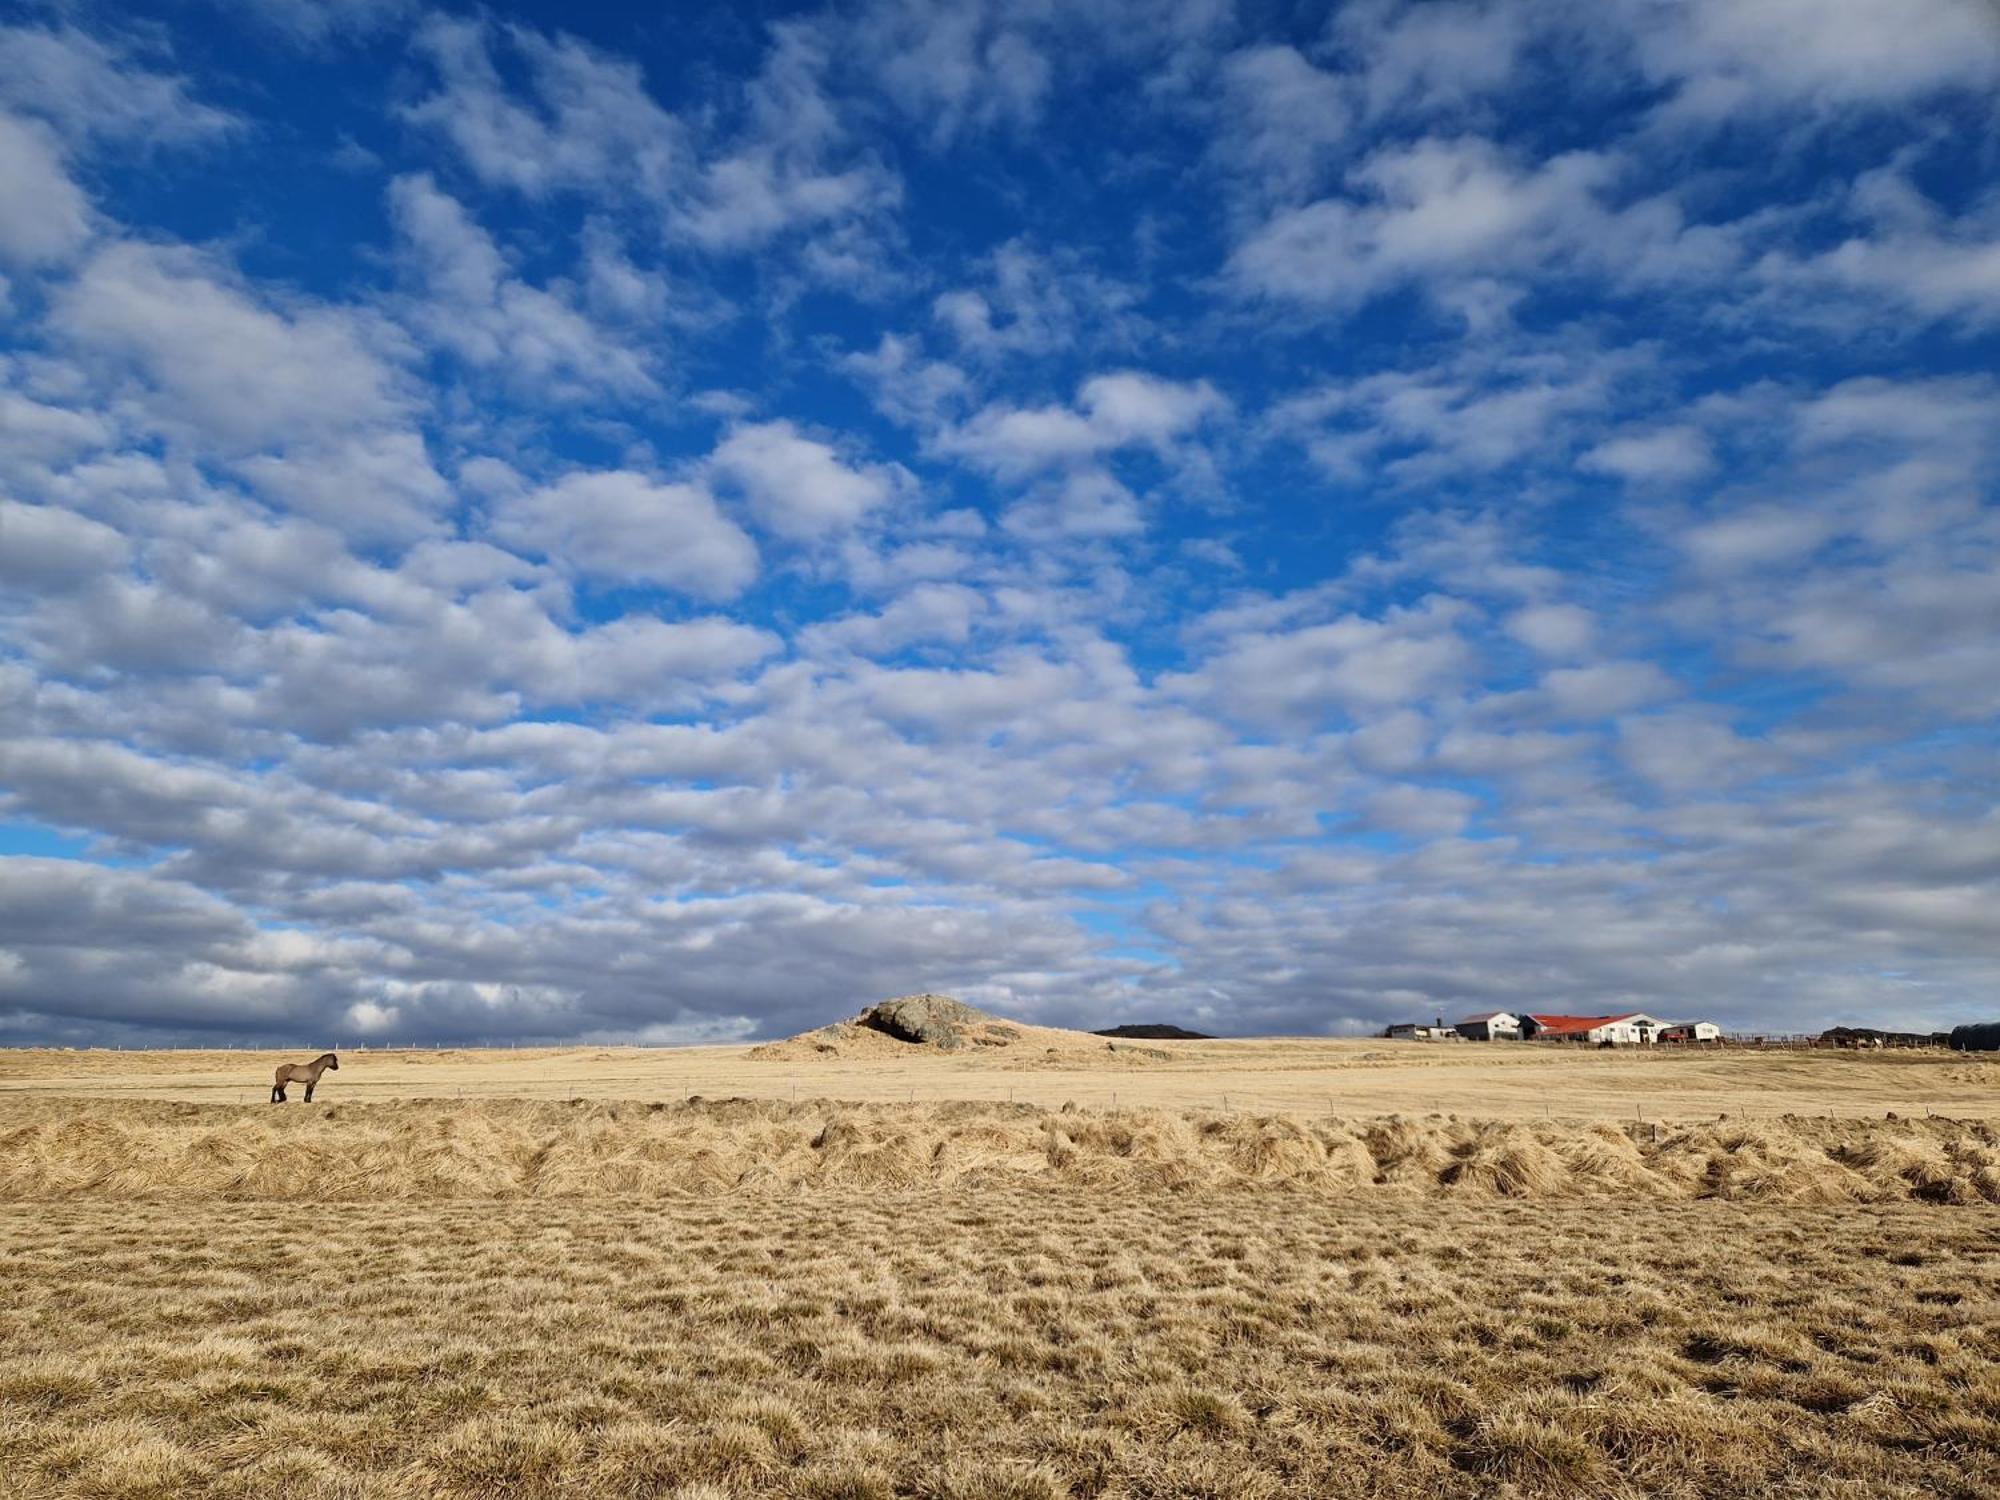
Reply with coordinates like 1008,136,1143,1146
4,1098,1998,1203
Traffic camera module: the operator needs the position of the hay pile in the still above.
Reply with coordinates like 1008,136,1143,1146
749,993,1174,1067
3,1099,1997,1203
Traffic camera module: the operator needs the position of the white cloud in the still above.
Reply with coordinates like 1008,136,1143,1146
1278,353,1619,479
802,582,986,656
931,238,1135,359
1681,505,1836,573
388,173,655,400
47,241,449,543
848,0,1055,144
0,113,91,266
488,471,758,598
1229,136,1736,312
548,615,784,704
1538,662,1677,719
0,389,111,476
0,24,235,144
409,16,897,258
943,371,1227,477
1504,602,1595,658
1630,0,2000,118
1332,0,1533,118
677,22,900,253
219,0,412,47
53,242,411,451
710,421,907,539
1617,710,1775,792
407,16,683,201
1168,600,1475,728
0,500,129,588
1582,426,1715,484
1771,212,2000,329
343,998,399,1033
1001,469,1146,542
840,334,973,428
1081,372,1226,445
1348,709,1432,773
1210,45,1348,203
232,432,453,547
1361,782,1477,836
1230,138,1612,306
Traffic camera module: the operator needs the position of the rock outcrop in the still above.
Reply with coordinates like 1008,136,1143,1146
857,994,998,1050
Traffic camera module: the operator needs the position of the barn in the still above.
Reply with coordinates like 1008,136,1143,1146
1521,1013,1665,1045
1454,1011,1521,1041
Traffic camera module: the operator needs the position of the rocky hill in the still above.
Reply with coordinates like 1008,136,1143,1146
750,993,1174,1066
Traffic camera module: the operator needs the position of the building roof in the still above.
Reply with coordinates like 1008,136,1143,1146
1456,1011,1517,1025
1524,1012,1654,1035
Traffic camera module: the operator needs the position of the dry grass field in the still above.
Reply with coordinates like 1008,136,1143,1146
4,1192,1997,1500
4,1097,2000,1204
5,1031,1998,1121
4,1027,1998,1497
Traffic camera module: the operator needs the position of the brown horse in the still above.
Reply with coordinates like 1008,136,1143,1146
271,1052,338,1103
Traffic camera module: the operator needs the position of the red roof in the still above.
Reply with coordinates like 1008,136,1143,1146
1524,1013,1641,1035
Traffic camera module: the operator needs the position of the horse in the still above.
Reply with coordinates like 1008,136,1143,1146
271,1052,338,1103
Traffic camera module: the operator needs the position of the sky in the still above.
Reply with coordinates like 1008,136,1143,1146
0,0,1996,1048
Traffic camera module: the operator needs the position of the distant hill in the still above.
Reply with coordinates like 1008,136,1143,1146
1093,1024,1213,1041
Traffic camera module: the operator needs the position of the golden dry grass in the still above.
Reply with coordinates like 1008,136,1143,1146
7,1039,1998,1498
3,1097,2000,1204
5,1035,1997,1121
3,1191,1997,1499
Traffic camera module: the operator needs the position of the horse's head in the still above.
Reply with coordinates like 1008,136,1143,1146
324,1053,340,1070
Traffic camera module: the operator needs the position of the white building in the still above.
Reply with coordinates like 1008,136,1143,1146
1588,1013,1664,1045
1523,1012,1666,1044
1454,1011,1521,1041
1662,1021,1723,1043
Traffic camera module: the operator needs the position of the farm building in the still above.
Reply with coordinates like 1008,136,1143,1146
1521,1013,1665,1044
1660,1021,1722,1043
1384,1023,1460,1041
1454,1011,1521,1040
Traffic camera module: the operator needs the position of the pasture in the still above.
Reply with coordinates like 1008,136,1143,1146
4,1193,1997,1500
4,1032,1997,1120
3,1036,1997,1498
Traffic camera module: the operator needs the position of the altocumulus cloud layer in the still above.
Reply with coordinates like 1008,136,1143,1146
0,0,1996,1046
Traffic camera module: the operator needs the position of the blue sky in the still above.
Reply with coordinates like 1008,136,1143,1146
1,0,1996,1046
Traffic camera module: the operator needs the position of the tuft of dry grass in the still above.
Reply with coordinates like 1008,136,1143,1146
2,1097,1998,1204
3,1192,1996,1499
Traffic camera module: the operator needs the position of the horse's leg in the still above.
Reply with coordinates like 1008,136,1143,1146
304,1080,315,1103
274,1083,287,1103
